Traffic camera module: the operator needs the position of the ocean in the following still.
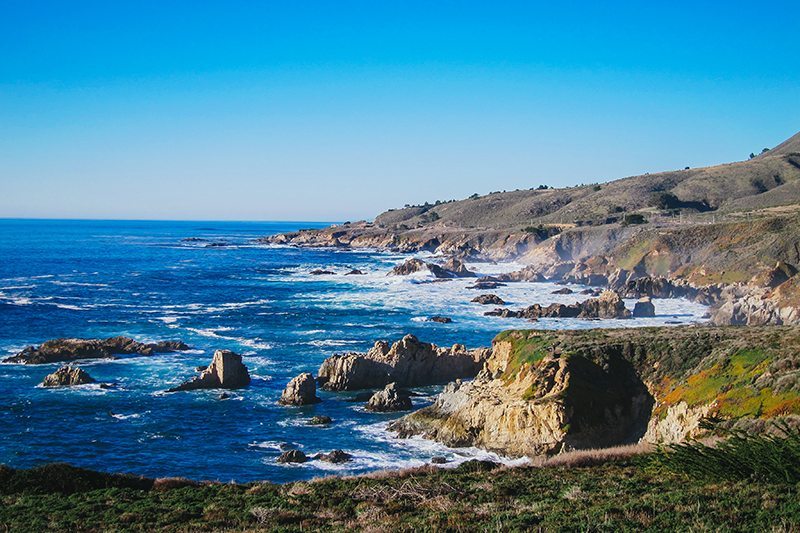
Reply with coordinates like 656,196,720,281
0,219,708,482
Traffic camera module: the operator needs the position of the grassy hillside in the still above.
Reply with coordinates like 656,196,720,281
374,131,800,231
1,459,798,531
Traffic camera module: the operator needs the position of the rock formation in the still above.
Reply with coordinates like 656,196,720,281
633,297,656,317
313,450,352,463
277,450,307,463
439,258,476,277
308,415,332,425
279,373,320,405
471,294,505,305
427,316,452,323
5,337,190,365
40,366,96,387
366,383,412,412
167,350,250,392
390,258,450,278
310,269,335,275
486,291,631,320
316,334,490,391
389,258,475,279
389,326,800,456
345,269,366,275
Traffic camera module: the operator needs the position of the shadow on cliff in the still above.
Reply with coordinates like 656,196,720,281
562,352,655,450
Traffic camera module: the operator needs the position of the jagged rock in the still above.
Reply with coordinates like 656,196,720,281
195,365,208,372
167,350,250,392
439,258,476,277
310,269,336,275
366,383,412,412
633,297,656,318
317,334,490,391
579,291,631,319
390,258,450,278
471,294,506,305
427,316,452,323
430,456,448,464
486,291,630,320
313,450,352,463
276,450,307,463
4,337,190,365
345,269,366,275
308,415,332,425
551,287,573,294
40,366,96,387
279,373,320,405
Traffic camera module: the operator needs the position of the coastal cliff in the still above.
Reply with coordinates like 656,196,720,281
389,326,800,457
263,131,800,325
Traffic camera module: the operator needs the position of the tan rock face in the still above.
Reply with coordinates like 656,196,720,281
168,350,250,392
40,366,95,387
390,340,652,456
279,373,320,405
390,326,800,457
317,334,490,391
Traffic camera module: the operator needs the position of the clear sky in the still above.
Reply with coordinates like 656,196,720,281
1,1,798,221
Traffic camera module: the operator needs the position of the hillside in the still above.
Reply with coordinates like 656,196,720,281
265,132,800,325
372,131,800,230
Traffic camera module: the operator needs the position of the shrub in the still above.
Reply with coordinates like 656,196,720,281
621,214,647,225
654,421,800,483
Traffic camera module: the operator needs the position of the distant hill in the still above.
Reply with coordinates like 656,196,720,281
374,131,800,230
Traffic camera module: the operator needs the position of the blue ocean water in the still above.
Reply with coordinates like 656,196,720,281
0,219,707,482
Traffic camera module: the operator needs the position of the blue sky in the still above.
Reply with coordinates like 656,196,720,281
1,1,798,221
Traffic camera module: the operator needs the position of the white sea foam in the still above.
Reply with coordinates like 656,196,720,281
306,339,360,347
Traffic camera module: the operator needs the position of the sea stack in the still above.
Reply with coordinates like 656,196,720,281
279,372,320,405
167,350,250,392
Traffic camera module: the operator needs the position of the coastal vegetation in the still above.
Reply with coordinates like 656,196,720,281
2,446,799,531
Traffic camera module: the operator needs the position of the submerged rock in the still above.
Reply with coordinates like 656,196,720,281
366,383,412,412
551,287,574,294
466,280,507,290
167,350,250,392
317,334,489,391
40,366,96,387
308,415,332,425
345,269,366,275
310,269,336,275
633,297,656,318
4,337,190,365
279,373,320,405
430,456,448,464
471,294,506,305
313,450,352,463
277,450,307,464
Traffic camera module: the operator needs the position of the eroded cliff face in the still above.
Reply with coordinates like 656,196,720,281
390,327,800,457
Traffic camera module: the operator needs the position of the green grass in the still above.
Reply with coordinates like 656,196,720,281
494,331,555,383
1,459,798,531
